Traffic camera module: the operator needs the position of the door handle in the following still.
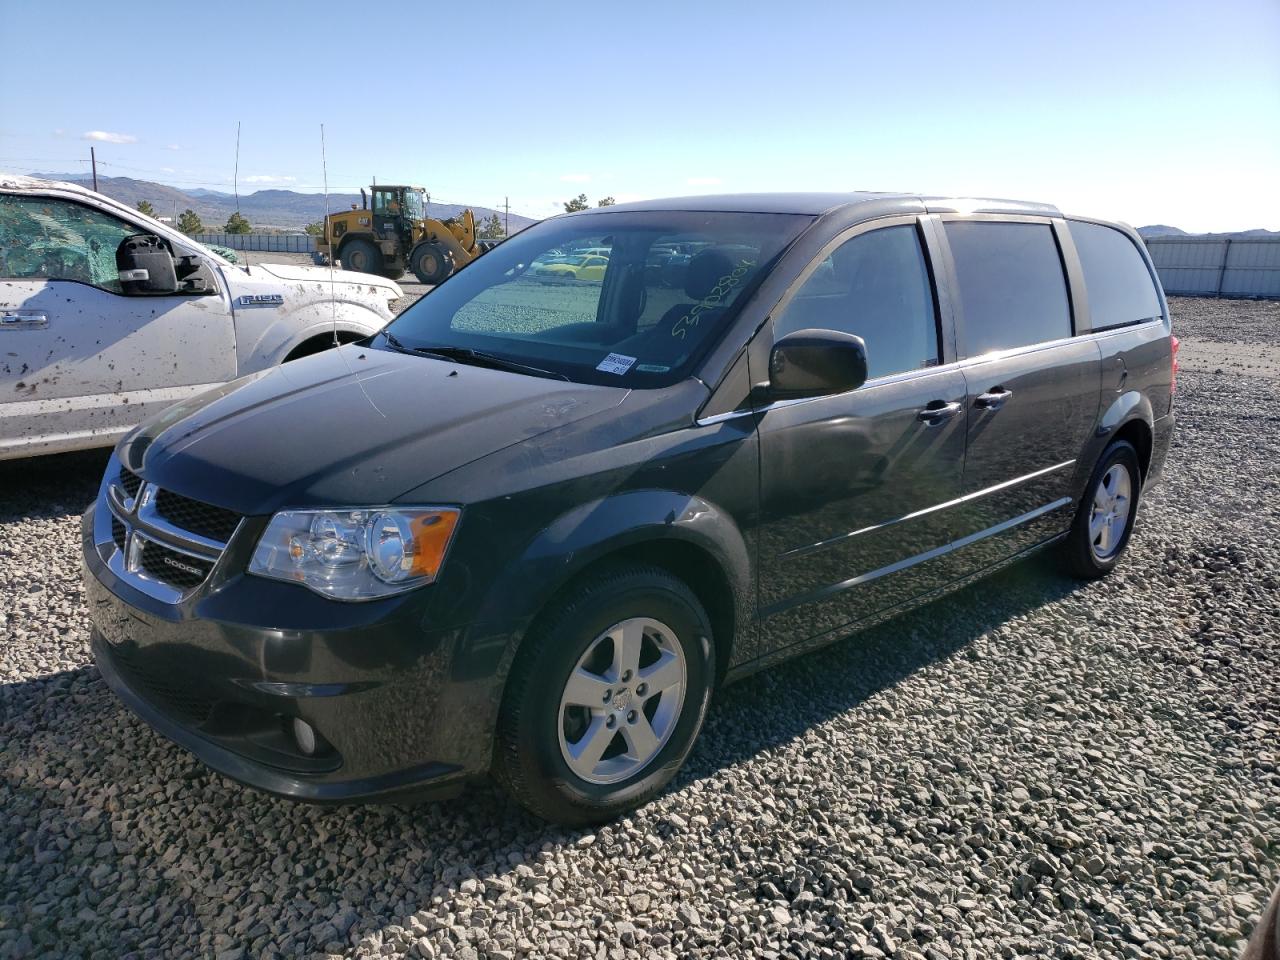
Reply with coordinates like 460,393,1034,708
974,387,1013,410
1,312,48,329
917,400,962,425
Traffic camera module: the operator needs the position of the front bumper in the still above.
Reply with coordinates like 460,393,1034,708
83,503,488,803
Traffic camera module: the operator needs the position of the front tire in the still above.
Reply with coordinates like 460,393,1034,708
494,565,714,825
1063,439,1141,579
410,243,453,284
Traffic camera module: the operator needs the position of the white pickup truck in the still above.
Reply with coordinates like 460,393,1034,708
0,174,402,459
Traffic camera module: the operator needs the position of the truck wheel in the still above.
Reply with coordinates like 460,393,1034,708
410,244,453,284
1062,439,1142,579
494,565,715,825
340,238,381,275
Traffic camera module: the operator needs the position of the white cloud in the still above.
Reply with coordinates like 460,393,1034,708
244,175,297,184
686,176,722,186
166,144,181,151
161,167,175,174
82,130,137,144
52,129,66,138
559,173,591,183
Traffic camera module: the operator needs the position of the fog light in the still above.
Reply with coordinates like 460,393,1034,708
292,717,318,756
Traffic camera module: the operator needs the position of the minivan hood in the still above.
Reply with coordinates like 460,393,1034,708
121,346,628,515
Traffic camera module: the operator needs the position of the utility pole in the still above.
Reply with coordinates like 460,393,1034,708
503,196,509,237
233,121,241,212
90,147,98,192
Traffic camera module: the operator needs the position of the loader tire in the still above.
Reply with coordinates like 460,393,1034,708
411,244,453,285
340,238,382,275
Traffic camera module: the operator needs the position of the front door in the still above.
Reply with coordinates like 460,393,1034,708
754,220,967,653
0,193,236,456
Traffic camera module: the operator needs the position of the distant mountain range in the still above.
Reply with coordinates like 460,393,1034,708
30,173,537,234
1139,224,1279,240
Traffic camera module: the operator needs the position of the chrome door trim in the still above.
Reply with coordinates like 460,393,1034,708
762,496,1072,619
781,460,1076,560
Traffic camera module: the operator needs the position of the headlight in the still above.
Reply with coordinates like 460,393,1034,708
249,507,460,601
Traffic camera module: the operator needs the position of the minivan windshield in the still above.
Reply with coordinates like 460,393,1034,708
383,210,813,387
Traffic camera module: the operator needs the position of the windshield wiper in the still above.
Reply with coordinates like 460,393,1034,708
405,342,570,381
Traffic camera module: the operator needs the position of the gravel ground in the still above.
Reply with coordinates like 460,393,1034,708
2,297,1278,959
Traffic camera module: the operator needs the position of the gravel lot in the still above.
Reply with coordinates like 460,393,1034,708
2,297,1277,959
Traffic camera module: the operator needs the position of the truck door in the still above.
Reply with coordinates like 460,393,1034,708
0,192,237,457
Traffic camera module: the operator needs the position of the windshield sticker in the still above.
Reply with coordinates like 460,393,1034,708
596,353,637,375
670,259,754,341
635,363,670,373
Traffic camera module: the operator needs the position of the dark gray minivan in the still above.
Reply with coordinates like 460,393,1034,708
84,193,1175,823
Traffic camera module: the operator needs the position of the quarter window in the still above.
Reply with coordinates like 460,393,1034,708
773,225,939,380
944,221,1072,356
0,195,139,293
1068,220,1162,330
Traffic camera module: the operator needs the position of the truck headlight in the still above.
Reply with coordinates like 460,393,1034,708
249,507,460,601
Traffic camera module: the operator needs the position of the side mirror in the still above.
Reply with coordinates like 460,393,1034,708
116,234,178,295
766,328,869,400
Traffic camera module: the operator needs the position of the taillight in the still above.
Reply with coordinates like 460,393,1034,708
1170,335,1180,395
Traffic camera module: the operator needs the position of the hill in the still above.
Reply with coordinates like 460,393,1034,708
31,173,537,234
1139,224,1278,240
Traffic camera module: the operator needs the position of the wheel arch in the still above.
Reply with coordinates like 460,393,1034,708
282,329,367,362
1072,390,1156,497
461,491,752,693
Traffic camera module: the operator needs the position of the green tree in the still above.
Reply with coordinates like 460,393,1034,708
136,200,157,217
563,193,589,213
224,212,252,234
303,221,325,237
596,197,616,207
478,213,505,240
177,209,203,235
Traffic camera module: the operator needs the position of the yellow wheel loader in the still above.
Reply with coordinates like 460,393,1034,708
316,184,488,284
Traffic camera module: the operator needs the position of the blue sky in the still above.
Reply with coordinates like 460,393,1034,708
1,0,1277,231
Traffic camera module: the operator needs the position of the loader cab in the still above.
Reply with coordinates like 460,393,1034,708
371,186,424,233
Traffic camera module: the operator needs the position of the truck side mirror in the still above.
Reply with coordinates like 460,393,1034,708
116,234,178,295
765,328,869,400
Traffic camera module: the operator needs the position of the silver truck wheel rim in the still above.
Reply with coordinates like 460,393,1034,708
1090,463,1133,559
557,617,687,785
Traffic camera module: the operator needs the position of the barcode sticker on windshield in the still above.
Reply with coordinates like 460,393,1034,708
596,353,636,375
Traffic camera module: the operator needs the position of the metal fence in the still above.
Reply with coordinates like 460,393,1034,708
194,233,316,253
1144,236,1280,298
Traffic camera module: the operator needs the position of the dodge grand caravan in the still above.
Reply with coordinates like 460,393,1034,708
83,193,1175,824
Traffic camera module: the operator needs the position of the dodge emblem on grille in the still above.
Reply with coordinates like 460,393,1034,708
163,556,204,577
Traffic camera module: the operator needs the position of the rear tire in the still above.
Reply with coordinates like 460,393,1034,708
410,244,453,284
494,565,714,825
340,238,382,275
1063,439,1141,579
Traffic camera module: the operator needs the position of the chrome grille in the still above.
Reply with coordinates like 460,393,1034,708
102,468,243,602
155,489,241,543
137,537,216,590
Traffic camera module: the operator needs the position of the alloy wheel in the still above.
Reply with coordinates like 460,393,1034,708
557,617,686,785
1089,463,1133,559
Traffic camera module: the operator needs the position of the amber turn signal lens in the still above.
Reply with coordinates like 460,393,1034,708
407,510,460,579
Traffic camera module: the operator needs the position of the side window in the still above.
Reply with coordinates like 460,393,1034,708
944,220,1072,355
774,224,939,380
1068,221,1162,330
0,194,138,293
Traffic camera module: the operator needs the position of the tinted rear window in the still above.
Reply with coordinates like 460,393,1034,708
1068,221,1162,330
945,221,1072,356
